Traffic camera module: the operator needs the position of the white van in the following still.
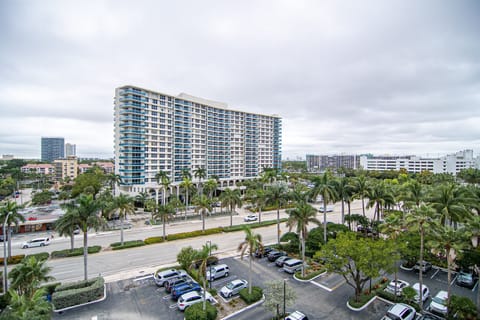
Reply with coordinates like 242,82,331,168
21,237,50,249
283,259,304,274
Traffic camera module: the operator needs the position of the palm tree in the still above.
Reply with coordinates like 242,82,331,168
55,209,78,250
428,223,470,306
0,201,26,258
334,177,355,225
204,178,218,199
353,175,370,216
401,180,426,211
169,195,184,219
160,176,171,205
310,173,337,244
180,177,194,220
429,183,471,227
194,167,207,196
155,170,169,205
194,242,218,311
193,195,212,232
286,201,320,277
73,194,104,281
107,173,122,196
404,205,436,309
265,183,289,244
135,191,150,210
6,287,52,319
153,204,175,240
366,181,394,221
8,256,54,297
238,226,263,294
109,194,136,246
248,188,267,223
220,188,243,227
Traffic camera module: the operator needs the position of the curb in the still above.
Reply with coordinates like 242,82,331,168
53,284,107,313
346,295,393,311
399,264,414,271
220,294,265,320
293,270,327,282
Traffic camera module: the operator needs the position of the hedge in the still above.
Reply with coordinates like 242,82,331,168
144,236,165,245
294,268,326,280
51,246,102,258
184,301,217,320
223,219,288,232
110,240,145,250
0,254,25,265
25,252,50,261
166,228,223,241
52,277,105,310
239,286,263,304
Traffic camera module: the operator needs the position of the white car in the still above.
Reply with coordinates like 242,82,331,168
412,283,430,303
177,290,214,311
317,205,334,212
154,269,187,287
429,290,448,315
381,303,416,320
220,279,248,298
385,279,410,296
244,214,258,222
21,237,50,249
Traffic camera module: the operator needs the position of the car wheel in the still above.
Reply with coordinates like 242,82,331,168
40,243,45,247
224,272,229,277
22,245,28,249
228,293,232,298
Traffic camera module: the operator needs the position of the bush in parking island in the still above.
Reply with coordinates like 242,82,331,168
184,302,217,320
52,277,104,310
144,236,165,244
111,240,145,250
25,252,50,261
239,286,263,304
51,246,102,258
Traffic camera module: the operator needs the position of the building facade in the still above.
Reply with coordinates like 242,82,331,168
306,154,359,172
65,143,76,157
114,85,282,195
41,137,65,162
53,156,78,181
21,164,55,175
359,150,479,175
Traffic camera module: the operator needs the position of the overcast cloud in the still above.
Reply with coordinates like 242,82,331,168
1,0,479,160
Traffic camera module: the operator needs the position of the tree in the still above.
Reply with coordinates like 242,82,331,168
193,195,212,232
310,173,338,244
333,177,355,225
55,208,78,250
155,171,171,206
180,177,194,220
109,194,136,246
2,287,52,320
315,232,394,302
286,201,320,277
353,175,370,217
8,257,54,297
238,226,263,295
366,180,394,221
194,167,207,196
263,280,296,318
203,179,218,199
31,190,53,205
194,242,218,311
0,201,25,258
429,183,471,227
220,188,242,227
177,246,197,270
106,173,122,196
153,204,175,240
135,191,150,210
71,168,105,199
401,180,426,210
265,183,289,245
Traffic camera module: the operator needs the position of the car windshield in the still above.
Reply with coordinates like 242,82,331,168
385,313,401,320
432,296,446,305
460,273,472,279
226,282,235,289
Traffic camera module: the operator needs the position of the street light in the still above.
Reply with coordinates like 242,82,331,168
207,240,212,289
283,278,287,318
3,211,12,293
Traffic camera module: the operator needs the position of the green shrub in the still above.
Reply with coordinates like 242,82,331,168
25,252,50,261
51,246,101,258
348,291,375,308
294,269,326,280
239,286,263,304
208,288,217,296
0,254,25,265
184,302,217,320
111,240,145,250
167,228,223,241
41,282,61,296
52,277,105,310
144,236,165,245
223,219,288,232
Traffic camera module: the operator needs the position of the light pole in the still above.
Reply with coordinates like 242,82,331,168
207,240,212,289
3,211,12,293
283,278,287,318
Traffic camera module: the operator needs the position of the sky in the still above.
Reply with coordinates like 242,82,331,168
1,0,479,160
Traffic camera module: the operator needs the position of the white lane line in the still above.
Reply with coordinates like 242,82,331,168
133,274,153,282
310,280,333,292
430,269,440,279
450,275,457,285
472,280,478,292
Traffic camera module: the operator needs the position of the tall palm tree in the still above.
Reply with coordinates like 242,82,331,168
107,173,122,196
428,223,470,306
404,205,436,309
193,195,212,232
55,209,78,251
109,194,136,246
155,170,169,205
366,181,394,221
160,175,171,205
181,168,192,180
6,287,52,319
333,177,355,225
135,191,149,210
73,194,104,281
194,242,218,311
204,178,218,199
248,188,267,223
353,175,370,217
169,195,184,219
286,201,320,277
429,183,470,227
238,226,263,295
265,183,289,244
310,173,337,244
180,176,194,220
153,204,175,240
194,167,207,196
8,256,54,297
0,201,26,258
220,188,243,227
401,180,426,211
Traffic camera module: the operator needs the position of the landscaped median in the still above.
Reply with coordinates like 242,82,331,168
52,276,106,312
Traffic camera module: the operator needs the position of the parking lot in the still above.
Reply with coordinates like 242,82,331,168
52,253,478,320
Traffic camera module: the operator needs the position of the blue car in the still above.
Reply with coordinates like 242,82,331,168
171,282,201,300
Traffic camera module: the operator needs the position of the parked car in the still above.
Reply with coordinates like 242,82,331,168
317,205,334,212
456,271,475,288
412,283,430,303
385,279,410,296
267,250,287,262
0,234,8,242
275,256,293,267
177,290,214,311
73,227,81,235
206,264,229,281
283,259,305,274
171,282,202,300
414,261,432,273
429,290,448,316
418,313,443,320
154,269,187,287
244,214,258,222
192,256,219,269
220,279,248,298
255,247,273,258
165,275,191,293
381,303,416,320
21,237,50,249
285,310,309,320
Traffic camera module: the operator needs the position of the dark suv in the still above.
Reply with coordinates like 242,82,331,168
267,250,286,262
255,247,273,258
456,271,475,288
165,275,190,293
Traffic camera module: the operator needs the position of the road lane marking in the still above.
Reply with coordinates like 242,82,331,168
450,275,457,285
430,269,440,279
133,274,153,282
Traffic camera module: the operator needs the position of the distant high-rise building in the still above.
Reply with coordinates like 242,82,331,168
41,137,65,162
306,154,359,172
65,143,76,157
53,156,78,181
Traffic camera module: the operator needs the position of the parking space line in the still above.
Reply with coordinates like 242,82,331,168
162,294,171,300
450,275,457,285
430,269,440,279
133,274,153,282
310,280,333,292
168,304,177,309
472,281,478,292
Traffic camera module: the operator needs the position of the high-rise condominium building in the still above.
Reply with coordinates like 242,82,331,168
114,85,282,195
41,137,64,162
65,143,76,157
306,154,359,172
